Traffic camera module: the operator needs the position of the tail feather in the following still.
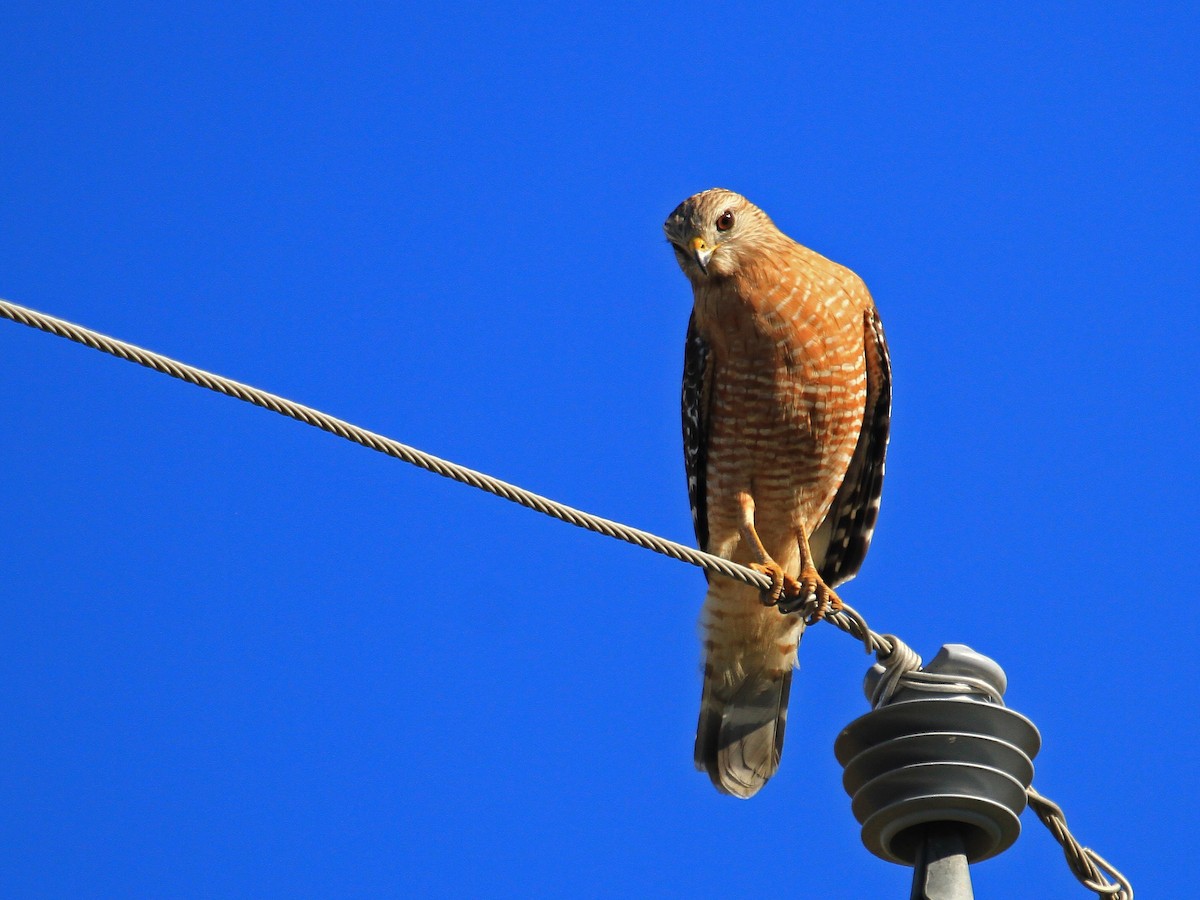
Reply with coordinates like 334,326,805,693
695,669,792,799
694,557,804,798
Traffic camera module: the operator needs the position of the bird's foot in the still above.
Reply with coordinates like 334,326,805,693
777,566,843,624
749,561,802,608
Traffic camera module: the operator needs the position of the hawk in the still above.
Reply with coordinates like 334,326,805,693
664,188,891,798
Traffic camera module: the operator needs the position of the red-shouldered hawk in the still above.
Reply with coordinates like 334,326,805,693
665,188,891,798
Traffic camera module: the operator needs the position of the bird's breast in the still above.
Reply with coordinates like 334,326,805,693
694,265,868,535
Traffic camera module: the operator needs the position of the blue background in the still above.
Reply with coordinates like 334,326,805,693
2,4,1195,897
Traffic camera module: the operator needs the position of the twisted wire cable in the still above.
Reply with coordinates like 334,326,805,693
1027,787,1133,899
0,299,769,584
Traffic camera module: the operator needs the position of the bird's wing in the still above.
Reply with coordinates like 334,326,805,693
682,311,713,554
811,307,892,587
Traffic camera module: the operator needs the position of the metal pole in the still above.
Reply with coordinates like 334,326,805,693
910,824,973,900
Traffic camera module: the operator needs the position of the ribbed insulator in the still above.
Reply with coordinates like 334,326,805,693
833,645,1041,866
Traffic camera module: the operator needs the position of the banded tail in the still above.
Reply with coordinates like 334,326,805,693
694,578,805,798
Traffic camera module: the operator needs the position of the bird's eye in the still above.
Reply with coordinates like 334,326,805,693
716,210,735,232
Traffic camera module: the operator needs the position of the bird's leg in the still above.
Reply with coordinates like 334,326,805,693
736,492,802,607
778,528,844,624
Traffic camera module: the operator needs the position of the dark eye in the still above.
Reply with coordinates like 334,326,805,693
716,210,734,232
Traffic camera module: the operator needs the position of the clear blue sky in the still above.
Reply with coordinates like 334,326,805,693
2,3,1196,897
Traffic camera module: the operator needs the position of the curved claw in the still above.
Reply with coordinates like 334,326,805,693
749,562,785,606
776,566,844,623
777,587,815,617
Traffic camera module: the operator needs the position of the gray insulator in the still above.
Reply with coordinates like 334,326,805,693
834,644,1041,867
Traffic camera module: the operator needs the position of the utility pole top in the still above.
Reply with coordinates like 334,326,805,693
835,643,1041,899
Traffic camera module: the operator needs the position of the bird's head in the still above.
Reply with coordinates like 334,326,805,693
663,188,778,280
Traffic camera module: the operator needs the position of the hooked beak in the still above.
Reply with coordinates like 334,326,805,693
690,236,714,274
